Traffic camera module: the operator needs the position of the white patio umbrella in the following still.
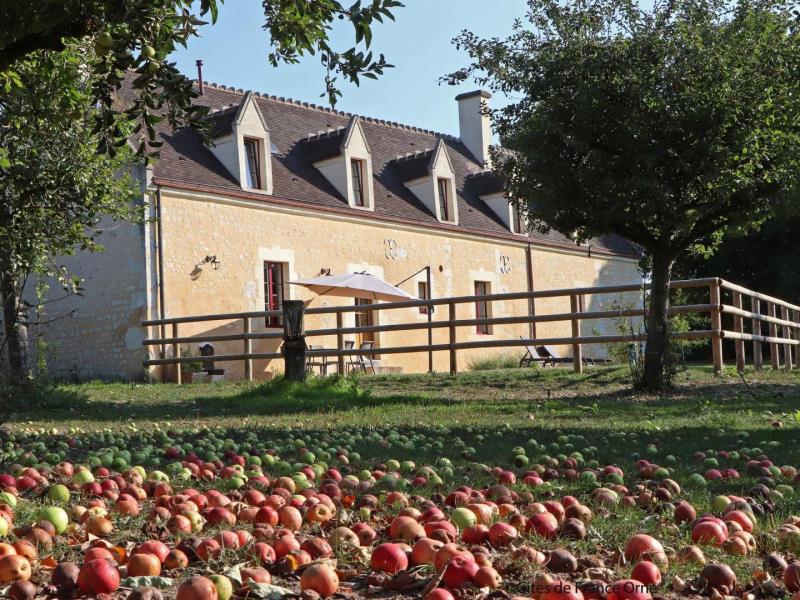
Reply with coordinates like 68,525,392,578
289,272,418,302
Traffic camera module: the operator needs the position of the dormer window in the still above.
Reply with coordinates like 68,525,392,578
307,116,375,211
244,138,262,189
351,159,366,207
511,204,526,234
207,92,273,194
395,139,459,225
437,178,453,222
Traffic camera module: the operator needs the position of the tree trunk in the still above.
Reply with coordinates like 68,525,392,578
642,251,675,390
0,270,31,382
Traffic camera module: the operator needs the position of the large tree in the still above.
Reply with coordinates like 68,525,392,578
0,1,401,381
448,0,800,390
0,0,402,157
0,46,138,381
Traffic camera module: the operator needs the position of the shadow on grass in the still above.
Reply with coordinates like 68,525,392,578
2,375,443,424
4,366,800,427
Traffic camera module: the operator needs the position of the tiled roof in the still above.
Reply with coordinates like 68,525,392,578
390,148,436,182
143,79,638,257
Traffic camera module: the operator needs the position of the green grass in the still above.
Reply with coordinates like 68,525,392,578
8,364,800,434
467,352,523,370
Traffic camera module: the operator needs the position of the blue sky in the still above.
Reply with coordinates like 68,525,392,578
172,0,528,136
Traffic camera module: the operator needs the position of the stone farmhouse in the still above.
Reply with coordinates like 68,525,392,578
36,74,641,381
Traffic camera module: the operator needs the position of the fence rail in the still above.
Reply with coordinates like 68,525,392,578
141,277,800,383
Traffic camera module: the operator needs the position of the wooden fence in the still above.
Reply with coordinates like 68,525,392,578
141,277,800,383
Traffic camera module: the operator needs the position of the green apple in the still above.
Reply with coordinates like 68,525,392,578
47,484,70,503
209,574,233,600
73,469,94,484
451,507,477,530
187,511,205,533
686,473,707,489
711,495,731,513
38,506,69,534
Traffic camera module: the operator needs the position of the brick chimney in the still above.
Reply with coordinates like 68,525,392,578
455,90,492,169
196,59,204,95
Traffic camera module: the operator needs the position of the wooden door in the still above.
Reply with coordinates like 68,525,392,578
355,298,375,346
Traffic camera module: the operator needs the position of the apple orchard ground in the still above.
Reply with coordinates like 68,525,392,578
5,364,800,596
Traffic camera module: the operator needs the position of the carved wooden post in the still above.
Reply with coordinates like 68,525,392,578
782,306,794,371
243,317,253,382
281,300,306,382
768,302,779,369
336,311,345,376
709,281,723,373
751,296,762,370
172,323,181,385
733,291,745,373
570,294,583,374
449,301,457,375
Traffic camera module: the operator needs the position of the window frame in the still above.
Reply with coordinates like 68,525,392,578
474,281,492,335
351,158,366,207
437,177,452,222
417,281,430,314
244,138,262,189
264,261,285,328
511,204,526,234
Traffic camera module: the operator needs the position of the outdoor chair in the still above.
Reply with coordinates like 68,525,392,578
537,344,611,367
519,337,548,368
535,345,578,367
347,340,377,374
306,345,335,376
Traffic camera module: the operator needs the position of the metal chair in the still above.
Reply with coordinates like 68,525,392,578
306,345,329,375
347,340,376,374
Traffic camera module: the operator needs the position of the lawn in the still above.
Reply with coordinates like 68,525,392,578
3,365,800,599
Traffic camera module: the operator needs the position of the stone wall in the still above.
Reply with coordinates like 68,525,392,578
28,211,153,381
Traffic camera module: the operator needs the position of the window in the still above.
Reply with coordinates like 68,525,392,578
264,261,285,327
474,281,492,334
418,281,430,314
511,205,526,234
351,159,366,207
244,138,261,189
437,178,452,222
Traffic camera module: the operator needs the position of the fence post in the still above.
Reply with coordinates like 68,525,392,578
243,317,253,382
709,280,723,374
172,322,181,385
782,306,794,371
448,301,457,375
732,291,745,373
336,311,345,376
281,300,306,382
769,302,780,369
751,296,763,370
570,294,583,374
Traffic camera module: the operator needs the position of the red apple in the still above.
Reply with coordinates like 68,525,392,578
442,555,479,588
77,559,120,595
371,543,408,574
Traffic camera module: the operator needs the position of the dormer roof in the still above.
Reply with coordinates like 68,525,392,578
392,139,454,182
